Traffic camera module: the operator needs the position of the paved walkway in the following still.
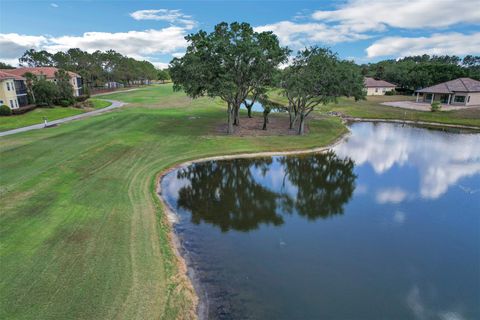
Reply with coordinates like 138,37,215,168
0,99,127,137
382,101,474,111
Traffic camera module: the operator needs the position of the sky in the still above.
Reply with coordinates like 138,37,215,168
0,0,479,68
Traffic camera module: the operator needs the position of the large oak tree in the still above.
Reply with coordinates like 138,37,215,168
169,22,289,134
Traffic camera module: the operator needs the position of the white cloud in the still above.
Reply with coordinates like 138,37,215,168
312,0,480,32
50,3,58,8
0,27,188,66
366,32,480,58
376,188,408,204
0,34,48,59
129,9,196,28
254,21,370,49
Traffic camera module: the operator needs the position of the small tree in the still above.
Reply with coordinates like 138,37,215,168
33,80,59,106
282,47,365,135
157,69,170,83
55,69,74,104
431,101,441,112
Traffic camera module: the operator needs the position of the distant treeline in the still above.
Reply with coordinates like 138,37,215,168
361,55,480,92
9,49,160,88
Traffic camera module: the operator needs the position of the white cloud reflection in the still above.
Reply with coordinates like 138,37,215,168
334,123,480,200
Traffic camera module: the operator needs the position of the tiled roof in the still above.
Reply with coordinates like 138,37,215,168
0,67,80,79
0,70,26,81
416,78,480,93
364,77,396,88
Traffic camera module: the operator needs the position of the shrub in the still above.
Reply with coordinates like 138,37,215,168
385,90,396,96
75,94,90,102
12,105,37,115
59,99,71,107
431,102,441,112
74,100,93,109
33,80,59,106
0,104,12,116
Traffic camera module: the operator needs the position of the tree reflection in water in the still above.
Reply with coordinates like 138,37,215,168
176,152,356,232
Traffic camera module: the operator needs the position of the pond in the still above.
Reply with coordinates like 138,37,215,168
241,99,284,113
161,122,480,319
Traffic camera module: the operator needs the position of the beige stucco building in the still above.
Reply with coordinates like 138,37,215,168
0,71,28,109
1,67,83,97
416,78,480,106
364,77,396,95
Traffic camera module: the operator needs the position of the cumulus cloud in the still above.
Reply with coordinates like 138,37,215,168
129,9,196,28
254,21,370,49
312,0,480,32
366,32,480,58
0,27,188,65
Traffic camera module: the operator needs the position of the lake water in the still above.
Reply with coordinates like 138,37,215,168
241,99,284,113
161,122,480,319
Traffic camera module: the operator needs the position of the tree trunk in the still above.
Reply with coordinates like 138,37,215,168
263,114,268,130
298,113,305,135
247,105,253,118
227,103,234,134
233,104,240,126
289,110,298,130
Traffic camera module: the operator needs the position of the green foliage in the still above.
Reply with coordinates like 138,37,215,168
282,47,365,134
55,69,74,102
18,48,158,88
361,54,479,91
0,105,12,116
431,102,441,112
157,69,170,82
59,99,71,107
75,94,90,102
170,21,289,134
385,90,396,96
32,79,59,106
0,62,15,69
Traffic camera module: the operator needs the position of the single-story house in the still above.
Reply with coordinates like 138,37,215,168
0,67,84,96
0,70,28,109
364,77,396,95
415,77,480,106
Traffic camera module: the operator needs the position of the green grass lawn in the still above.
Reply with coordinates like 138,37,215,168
0,99,112,132
0,84,347,319
267,89,480,127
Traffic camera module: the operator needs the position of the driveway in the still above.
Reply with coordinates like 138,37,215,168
0,99,126,137
382,101,474,111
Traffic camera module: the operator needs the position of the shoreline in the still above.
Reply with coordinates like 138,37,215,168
155,131,350,319
342,116,480,131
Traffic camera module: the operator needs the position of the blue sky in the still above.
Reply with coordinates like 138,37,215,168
1,0,479,68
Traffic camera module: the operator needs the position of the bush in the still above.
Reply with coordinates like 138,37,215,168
431,102,441,112
75,94,90,102
385,90,396,96
0,104,12,116
74,100,93,109
59,99,71,107
12,105,37,115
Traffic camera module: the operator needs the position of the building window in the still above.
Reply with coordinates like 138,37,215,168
15,100,18,108
426,94,433,100
0,100,3,104
467,96,471,103
454,95,466,103
382,88,386,92
375,88,378,92
10,100,14,108
6,82,11,91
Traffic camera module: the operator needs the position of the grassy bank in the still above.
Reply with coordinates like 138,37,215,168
267,89,480,127
0,99,112,132
0,84,346,319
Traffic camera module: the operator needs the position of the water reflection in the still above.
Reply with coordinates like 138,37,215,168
174,152,356,232
334,123,480,199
